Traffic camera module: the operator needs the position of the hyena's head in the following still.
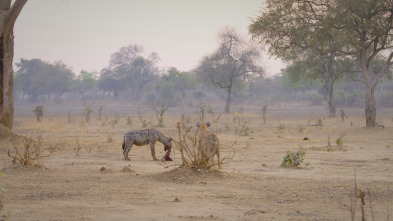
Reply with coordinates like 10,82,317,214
196,121,210,131
164,137,172,152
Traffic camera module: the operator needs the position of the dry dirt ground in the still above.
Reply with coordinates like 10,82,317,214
1,102,392,220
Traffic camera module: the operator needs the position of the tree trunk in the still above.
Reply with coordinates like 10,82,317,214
0,0,28,130
327,80,336,118
0,27,14,129
365,87,376,127
224,83,232,113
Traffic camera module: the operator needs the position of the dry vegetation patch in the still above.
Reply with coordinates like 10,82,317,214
7,132,53,167
173,120,225,170
1,104,392,220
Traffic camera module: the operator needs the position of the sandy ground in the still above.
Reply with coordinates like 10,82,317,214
1,103,392,220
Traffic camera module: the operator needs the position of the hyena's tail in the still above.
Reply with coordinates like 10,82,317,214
122,138,125,152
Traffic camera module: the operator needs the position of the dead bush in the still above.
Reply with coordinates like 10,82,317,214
33,105,44,122
7,132,53,167
150,102,168,127
82,101,94,123
173,116,232,170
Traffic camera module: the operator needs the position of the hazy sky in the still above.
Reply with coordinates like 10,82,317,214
14,0,284,76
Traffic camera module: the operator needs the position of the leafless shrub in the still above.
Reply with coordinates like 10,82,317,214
82,102,94,123
173,116,234,170
233,111,251,136
127,117,133,126
207,104,222,128
74,137,82,157
345,170,382,221
142,119,149,128
196,105,206,122
261,104,268,123
173,122,214,170
179,107,191,130
327,135,331,147
7,132,53,167
67,110,71,124
346,170,358,221
340,109,346,122
33,105,44,122
109,113,120,126
97,104,105,120
275,123,285,138
138,105,143,123
150,102,168,127
107,134,113,143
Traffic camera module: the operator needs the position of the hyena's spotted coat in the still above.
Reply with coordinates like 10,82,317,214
196,121,221,168
122,128,172,161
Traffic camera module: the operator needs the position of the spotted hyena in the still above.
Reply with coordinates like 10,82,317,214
122,128,172,161
196,121,221,168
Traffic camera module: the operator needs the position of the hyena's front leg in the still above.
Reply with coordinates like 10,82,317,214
150,142,158,161
123,141,133,161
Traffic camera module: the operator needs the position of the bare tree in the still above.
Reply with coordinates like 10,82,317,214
196,27,264,113
0,0,28,130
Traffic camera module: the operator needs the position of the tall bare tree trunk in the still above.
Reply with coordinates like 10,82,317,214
0,0,28,130
361,59,391,128
327,79,336,118
365,87,376,128
224,82,232,113
325,54,336,118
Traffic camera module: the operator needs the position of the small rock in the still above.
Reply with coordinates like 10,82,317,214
173,197,180,202
99,166,106,172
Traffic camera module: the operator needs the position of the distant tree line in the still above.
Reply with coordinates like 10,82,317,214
14,56,393,110
14,25,393,115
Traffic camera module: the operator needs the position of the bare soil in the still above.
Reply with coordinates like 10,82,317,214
1,103,392,220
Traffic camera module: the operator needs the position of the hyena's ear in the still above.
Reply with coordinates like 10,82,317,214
205,121,210,127
196,122,201,127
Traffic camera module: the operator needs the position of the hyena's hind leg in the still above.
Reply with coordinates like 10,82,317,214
122,139,133,161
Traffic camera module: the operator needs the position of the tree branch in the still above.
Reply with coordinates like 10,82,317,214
4,0,27,27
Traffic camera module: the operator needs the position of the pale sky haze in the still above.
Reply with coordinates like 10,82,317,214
14,0,284,76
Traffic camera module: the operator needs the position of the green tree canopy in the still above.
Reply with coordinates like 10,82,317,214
250,0,393,126
106,44,159,101
72,70,97,97
15,58,74,101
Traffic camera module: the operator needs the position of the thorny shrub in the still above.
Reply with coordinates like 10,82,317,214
7,132,53,167
82,102,94,123
173,115,231,170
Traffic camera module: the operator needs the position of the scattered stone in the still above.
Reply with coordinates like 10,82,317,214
173,197,180,202
99,166,106,172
